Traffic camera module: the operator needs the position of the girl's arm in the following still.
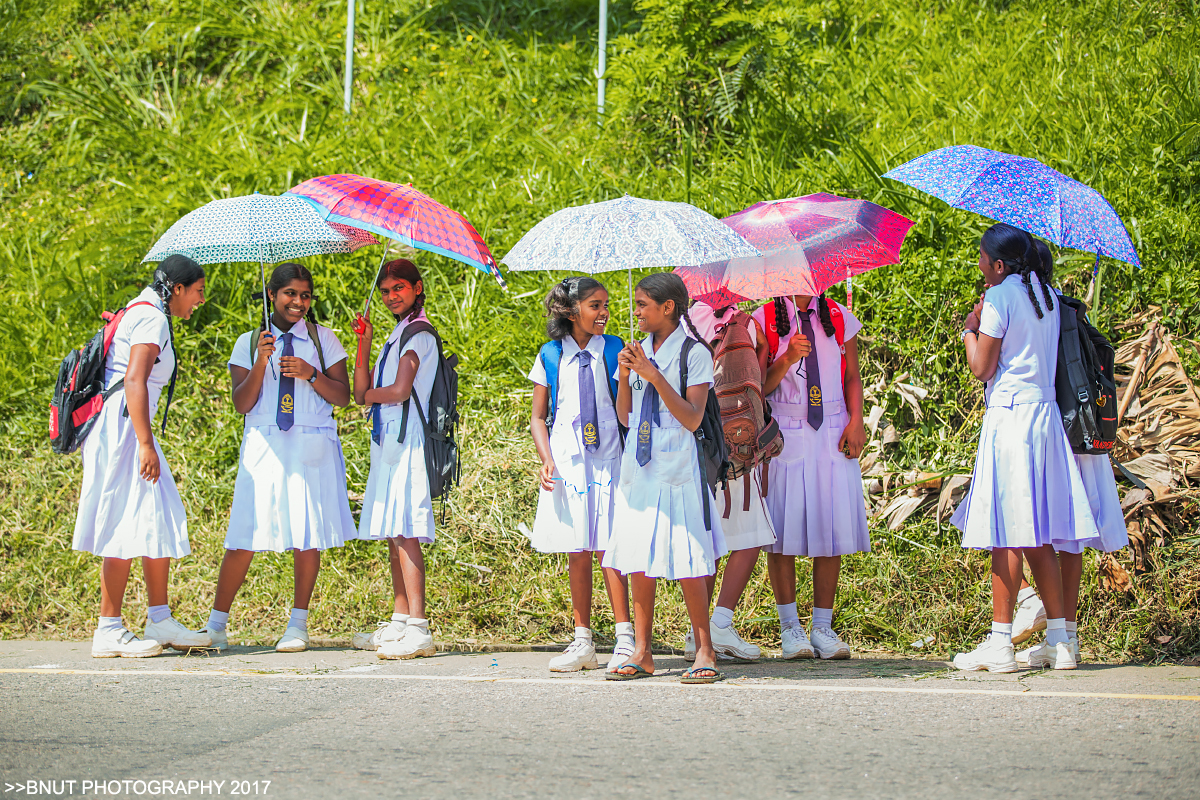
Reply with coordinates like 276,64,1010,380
352,314,374,405
125,343,161,483
364,351,419,405
837,337,867,459
615,348,633,427
231,333,274,414
963,299,1002,381
763,331,811,395
530,384,556,491
624,340,706,432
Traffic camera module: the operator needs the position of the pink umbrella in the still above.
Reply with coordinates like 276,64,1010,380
675,193,914,307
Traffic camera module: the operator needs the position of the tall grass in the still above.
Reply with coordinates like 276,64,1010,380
0,0,1196,659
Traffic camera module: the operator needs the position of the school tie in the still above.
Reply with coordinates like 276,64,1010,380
370,340,395,445
799,309,824,431
634,357,660,467
577,350,599,453
276,332,295,431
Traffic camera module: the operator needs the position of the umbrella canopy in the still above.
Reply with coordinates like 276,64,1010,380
882,145,1140,267
285,174,501,281
141,194,377,265
502,194,760,274
674,193,914,306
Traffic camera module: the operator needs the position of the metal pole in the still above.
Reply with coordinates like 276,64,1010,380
343,0,355,114
596,0,608,122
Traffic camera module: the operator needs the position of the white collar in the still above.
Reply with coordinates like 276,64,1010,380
386,311,430,344
133,287,166,312
564,334,605,362
271,319,311,340
645,323,687,366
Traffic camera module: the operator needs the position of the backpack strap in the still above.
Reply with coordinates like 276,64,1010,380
764,300,780,362
539,339,565,428
600,334,623,403
679,337,713,531
392,321,440,443
825,298,847,382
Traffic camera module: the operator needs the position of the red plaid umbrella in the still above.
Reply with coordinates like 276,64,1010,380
286,174,503,288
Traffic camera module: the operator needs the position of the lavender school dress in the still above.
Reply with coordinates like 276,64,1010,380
357,314,438,544
528,334,623,553
752,297,870,558
73,289,190,560
950,273,1099,550
686,303,776,552
224,322,356,552
602,325,729,579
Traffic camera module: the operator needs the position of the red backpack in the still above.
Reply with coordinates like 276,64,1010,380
49,302,155,454
763,298,846,381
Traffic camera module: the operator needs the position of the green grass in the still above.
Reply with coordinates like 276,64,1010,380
0,0,1197,661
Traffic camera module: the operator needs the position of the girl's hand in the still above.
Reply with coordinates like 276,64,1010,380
539,460,557,492
354,312,373,342
138,441,161,483
838,417,867,460
280,356,316,381
622,340,661,385
256,332,276,363
784,332,811,365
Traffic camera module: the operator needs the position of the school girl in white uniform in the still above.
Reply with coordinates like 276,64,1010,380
202,263,356,654
751,292,868,660
73,255,212,657
528,277,633,673
683,301,781,662
1011,241,1129,666
352,259,439,660
604,273,729,684
951,224,1102,673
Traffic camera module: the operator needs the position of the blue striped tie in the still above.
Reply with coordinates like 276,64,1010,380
276,332,294,431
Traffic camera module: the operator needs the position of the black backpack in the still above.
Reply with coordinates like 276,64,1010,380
1055,295,1118,454
679,337,731,530
393,321,461,502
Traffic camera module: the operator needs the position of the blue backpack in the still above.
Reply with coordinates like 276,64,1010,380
539,334,625,434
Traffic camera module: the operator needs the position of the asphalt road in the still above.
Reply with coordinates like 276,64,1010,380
2,641,1198,799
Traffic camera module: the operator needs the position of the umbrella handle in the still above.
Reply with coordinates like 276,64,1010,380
363,249,388,319
259,253,277,380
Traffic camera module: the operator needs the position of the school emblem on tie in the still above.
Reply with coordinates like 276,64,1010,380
809,385,822,406
582,421,598,449
638,419,651,445
280,393,294,414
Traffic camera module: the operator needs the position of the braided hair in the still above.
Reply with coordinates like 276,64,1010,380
146,254,204,431
980,223,1055,319
544,276,606,340
771,295,835,338
1033,240,1057,313
378,258,426,323
636,273,713,354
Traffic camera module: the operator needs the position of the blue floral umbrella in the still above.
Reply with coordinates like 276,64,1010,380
883,145,1140,271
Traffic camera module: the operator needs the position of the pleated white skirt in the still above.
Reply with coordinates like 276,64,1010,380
718,471,777,552
72,395,190,560
602,426,728,580
1054,453,1128,554
951,400,1099,551
531,453,621,554
357,417,435,544
764,411,871,557
224,425,356,552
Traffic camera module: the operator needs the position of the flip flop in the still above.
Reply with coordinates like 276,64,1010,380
681,666,725,684
605,662,654,681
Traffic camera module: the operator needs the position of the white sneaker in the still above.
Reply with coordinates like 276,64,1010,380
378,625,436,660
710,621,761,661
548,639,599,672
607,637,636,671
952,634,1018,673
274,626,309,653
144,617,213,651
352,620,406,651
1025,640,1077,670
781,624,815,659
1012,595,1047,644
810,625,851,660
92,627,163,659
204,629,229,652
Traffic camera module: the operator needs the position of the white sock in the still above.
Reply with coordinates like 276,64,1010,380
206,609,229,633
615,621,634,638
98,616,124,636
408,617,429,632
288,607,309,632
812,607,834,630
574,626,592,642
1046,618,1068,646
777,602,800,630
990,622,1013,647
711,606,735,630
1016,586,1038,604
390,612,409,624
1065,620,1078,636
148,604,171,624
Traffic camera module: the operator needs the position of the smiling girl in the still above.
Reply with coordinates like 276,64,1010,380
351,259,440,660
74,254,212,658
202,263,355,653
528,277,632,673
603,273,729,684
